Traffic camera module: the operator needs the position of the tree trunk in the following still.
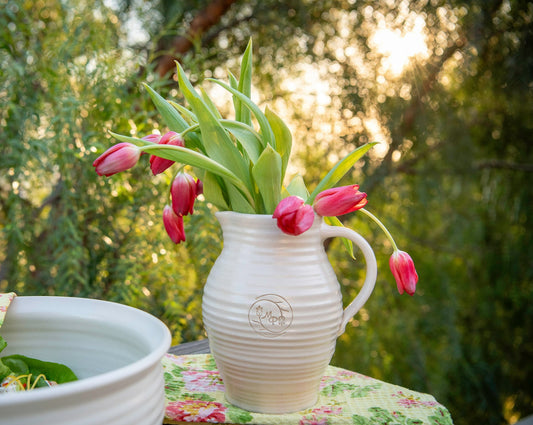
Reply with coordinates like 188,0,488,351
155,0,239,77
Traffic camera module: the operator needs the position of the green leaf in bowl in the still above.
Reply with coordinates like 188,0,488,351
1,355,77,385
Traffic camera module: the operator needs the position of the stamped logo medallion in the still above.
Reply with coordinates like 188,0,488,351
248,294,293,338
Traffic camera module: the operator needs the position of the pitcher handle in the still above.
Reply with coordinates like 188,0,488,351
320,223,378,337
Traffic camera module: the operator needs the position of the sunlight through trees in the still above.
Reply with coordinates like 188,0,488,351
1,1,532,423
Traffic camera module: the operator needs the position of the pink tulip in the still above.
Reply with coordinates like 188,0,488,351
142,133,162,143
170,172,202,216
389,250,418,295
163,205,186,244
149,131,185,175
273,196,315,236
313,185,367,217
93,143,140,176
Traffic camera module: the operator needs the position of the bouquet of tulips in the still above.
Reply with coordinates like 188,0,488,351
93,41,418,296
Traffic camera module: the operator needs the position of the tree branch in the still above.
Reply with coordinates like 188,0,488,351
474,160,533,172
155,0,239,77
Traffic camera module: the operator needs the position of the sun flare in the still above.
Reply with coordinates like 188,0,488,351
370,23,429,76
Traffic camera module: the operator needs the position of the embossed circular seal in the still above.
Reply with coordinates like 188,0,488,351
248,294,293,338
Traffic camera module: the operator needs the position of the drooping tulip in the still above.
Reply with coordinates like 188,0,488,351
273,196,315,236
170,172,202,216
389,250,418,295
149,131,185,175
163,205,186,244
313,185,367,217
142,133,162,143
93,143,140,177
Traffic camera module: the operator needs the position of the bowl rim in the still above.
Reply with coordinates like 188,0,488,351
0,296,172,406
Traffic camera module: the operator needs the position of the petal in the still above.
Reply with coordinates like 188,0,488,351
292,205,315,235
149,132,185,175
171,173,199,216
93,143,140,177
273,197,314,236
313,185,367,216
142,133,162,143
163,205,186,244
273,196,304,218
389,251,418,296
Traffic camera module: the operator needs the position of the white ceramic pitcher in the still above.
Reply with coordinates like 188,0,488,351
202,211,377,414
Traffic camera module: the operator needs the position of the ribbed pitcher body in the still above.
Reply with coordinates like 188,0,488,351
202,212,344,413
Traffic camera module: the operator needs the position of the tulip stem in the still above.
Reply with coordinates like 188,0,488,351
359,208,398,251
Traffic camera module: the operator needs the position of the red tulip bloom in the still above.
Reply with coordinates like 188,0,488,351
93,143,140,176
170,172,202,216
149,131,185,175
163,205,186,244
313,185,367,217
389,250,418,295
273,196,315,236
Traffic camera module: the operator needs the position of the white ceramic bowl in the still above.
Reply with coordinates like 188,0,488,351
0,296,171,425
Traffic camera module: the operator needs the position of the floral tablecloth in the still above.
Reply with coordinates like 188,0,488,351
0,295,453,425
162,353,453,425
0,292,16,328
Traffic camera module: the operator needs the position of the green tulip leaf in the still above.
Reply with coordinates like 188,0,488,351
206,78,274,149
252,145,282,213
200,87,223,120
285,174,310,200
265,106,292,179
203,171,230,210
236,38,253,126
307,142,378,204
143,83,189,132
219,120,262,163
108,131,155,147
146,144,255,210
227,184,256,214
168,100,198,125
176,63,253,191
324,216,355,259
228,70,240,118
108,132,255,208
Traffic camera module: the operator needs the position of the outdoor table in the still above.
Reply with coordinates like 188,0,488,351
163,340,453,425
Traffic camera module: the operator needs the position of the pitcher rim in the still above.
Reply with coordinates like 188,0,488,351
214,210,323,231
215,210,323,223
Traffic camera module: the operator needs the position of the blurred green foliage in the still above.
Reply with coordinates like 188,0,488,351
1,0,532,424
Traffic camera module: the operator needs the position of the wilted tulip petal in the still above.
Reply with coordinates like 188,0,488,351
313,185,367,217
163,205,186,244
389,250,419,295
93,143,141,177
196,179,203,196
171,172,201,216
149,131,185,175
273,196,315,236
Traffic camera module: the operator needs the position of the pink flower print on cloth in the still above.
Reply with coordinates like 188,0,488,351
166,400,226,423
392,390,439,408
300,405,343,425
182,370,225,392
299,416,329,425
164,353,187,366
320,368,372,389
